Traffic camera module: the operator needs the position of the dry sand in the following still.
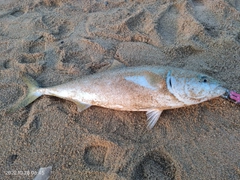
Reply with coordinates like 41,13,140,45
0,0,240,179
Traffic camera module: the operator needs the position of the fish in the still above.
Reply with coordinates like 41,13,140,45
7,66,227,129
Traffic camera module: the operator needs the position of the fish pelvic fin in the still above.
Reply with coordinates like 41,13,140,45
72,100,91,112
6,75,42,114
146,109,163,130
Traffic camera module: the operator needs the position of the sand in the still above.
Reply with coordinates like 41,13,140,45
0,0,240,179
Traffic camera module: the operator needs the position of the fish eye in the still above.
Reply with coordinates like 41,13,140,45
199,76,208,83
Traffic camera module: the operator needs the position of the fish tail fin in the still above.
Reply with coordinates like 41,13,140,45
6,75,42,114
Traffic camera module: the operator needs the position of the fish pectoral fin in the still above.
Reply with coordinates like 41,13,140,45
146,109,163,129
74,101,91,112
125,75,157,90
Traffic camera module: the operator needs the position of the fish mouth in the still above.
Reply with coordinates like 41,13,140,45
221,89,230,99
214,85,228,100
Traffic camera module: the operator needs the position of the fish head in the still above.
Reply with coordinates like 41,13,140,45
166,70,227,105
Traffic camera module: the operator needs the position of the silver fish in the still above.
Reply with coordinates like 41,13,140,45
8,66,226,129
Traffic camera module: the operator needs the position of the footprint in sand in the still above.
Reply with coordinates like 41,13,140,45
58,42,92,64
226,0,240,11
27,35,46,54
84,145,108,168
155,5,179,45
0,41,9,53
42,15,73,39
237,32,240,44
133,150,177,180
12,34,54,73
34,0,62,9
86,8,150,42
14,53,45,75
0,84,23,109
17,53,45,64
6,154,18,166
2,59,11,69
191,0,220,38
10,9,24,17
28,117,41,135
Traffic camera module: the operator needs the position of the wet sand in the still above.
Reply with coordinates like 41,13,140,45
0,0,240,179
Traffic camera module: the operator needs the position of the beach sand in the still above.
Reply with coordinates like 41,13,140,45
0,0,240,179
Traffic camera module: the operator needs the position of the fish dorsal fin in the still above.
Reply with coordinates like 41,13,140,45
146,110,163,129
